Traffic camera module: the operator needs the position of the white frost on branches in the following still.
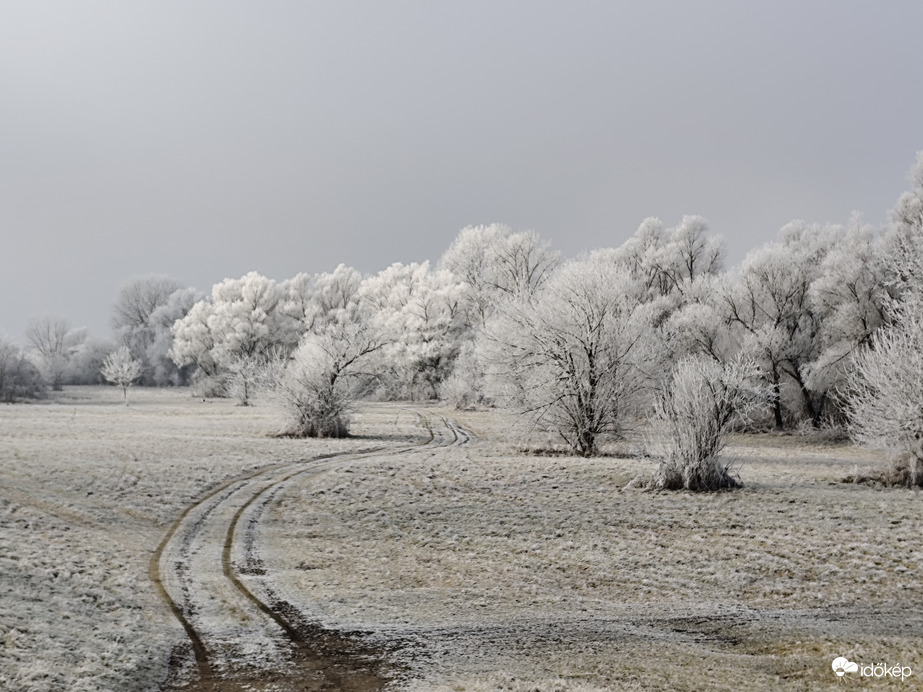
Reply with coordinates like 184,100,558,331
268,310,383,437
481,256,660,456
651,357,768,490
843,298,923,486
100,346,143,405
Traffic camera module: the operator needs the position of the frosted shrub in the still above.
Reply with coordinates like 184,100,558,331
0,337,45,402
439,341,488,409
268,317,381,438
273,355,350,437
652,357,766,490
843,302,923,487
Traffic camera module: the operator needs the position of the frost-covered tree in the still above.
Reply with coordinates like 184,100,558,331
440,224,560,327
481,256,659,456
285,264,364,331
595,216,731,370
207,271,300,362
882,151,923,304
171,272,301,399
0,336,45,402
804,217,890,417
663,285,736,363
359,262,466,399
169,299,219,381
843,298,923,487
111,276,198,385
840,153,923,486
24,316,84,390
723,223,837,428
651,357,768,490
889,150,923,240
597,216,725,302
100,346,143,405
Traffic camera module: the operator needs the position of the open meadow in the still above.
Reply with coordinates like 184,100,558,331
1,386,920,691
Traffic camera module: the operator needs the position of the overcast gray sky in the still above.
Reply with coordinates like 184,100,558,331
2,1,922,340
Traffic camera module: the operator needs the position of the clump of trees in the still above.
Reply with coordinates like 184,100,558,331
18,151,922,488
0,336,45,402
111,275,202,387
170,271,304,403
24,317,83,390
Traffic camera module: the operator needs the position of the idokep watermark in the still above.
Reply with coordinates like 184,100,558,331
832,656,913,682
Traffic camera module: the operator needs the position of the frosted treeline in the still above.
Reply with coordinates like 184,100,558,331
5,153,922,486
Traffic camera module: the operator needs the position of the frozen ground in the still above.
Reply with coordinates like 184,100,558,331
1,388,921,690
0,387,405,691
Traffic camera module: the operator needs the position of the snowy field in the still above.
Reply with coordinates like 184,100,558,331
1,387,921,691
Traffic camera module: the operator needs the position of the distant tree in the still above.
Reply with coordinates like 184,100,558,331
804,217,890,419
111,275,197,385
722,223,837,428
100,346,143,405
439,339,490,409
25,316,83,390
66,336,117,385
171,272,302,401
481,256,660,456
359,262,467,399
0,336,45,402
112,275,186,334
440,224,560,327
145,287,203,385
651,357,768,490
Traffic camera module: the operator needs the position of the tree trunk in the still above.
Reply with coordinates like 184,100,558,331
770,367,784,430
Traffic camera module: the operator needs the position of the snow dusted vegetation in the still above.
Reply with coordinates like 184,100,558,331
4,158,923,690
0,387,388,690
2,387,921,690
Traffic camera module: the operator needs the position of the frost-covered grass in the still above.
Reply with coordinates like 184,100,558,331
0,386,412,691
2,389,921,691
262,407,923,691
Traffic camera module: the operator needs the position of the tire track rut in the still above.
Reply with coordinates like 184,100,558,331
153,412,471,691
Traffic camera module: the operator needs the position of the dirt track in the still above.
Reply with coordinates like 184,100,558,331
153,413,471,691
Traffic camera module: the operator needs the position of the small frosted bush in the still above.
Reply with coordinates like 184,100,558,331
652,357,767,491
843,303,923,487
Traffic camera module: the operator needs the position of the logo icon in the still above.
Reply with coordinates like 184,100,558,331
832,657,859,677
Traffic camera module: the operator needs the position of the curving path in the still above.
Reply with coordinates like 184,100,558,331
151,412,471,691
